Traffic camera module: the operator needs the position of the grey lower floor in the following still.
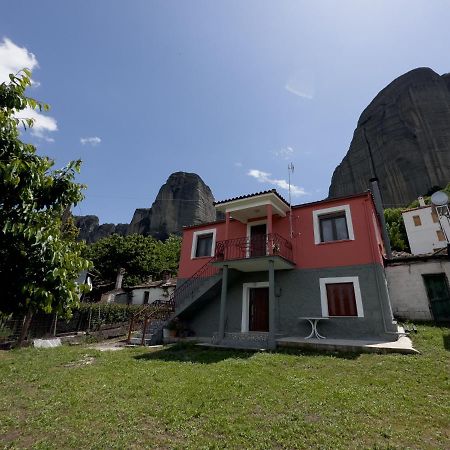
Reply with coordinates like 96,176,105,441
177,262,398,348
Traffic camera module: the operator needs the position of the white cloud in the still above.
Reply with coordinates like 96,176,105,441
247,169,307,196
0,37,58,142
285,69,315,100
0,37,38,83
234,162,243,167
273,146,294,160
80,136,102,146
15,106,58,143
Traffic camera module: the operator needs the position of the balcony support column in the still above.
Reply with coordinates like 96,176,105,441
266,204,273,255
268,259,276,350
218,264,229,342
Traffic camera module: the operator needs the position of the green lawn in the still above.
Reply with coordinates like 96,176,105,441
1,326,449,449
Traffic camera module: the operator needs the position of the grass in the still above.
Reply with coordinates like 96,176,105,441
0,325,449,449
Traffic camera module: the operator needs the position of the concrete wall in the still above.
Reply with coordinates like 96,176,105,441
180,263,396,340
386,259,450,320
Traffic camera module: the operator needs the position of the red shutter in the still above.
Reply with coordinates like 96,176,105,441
326,283,357,316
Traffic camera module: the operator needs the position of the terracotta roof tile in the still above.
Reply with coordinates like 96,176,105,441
214,189,289,207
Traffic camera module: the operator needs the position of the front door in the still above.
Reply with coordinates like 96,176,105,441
423,273,450,322
249,287,269,331
250,224,267,257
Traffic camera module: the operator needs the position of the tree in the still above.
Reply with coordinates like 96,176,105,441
0,70,90,342
85,234,181,287
384,208,409,252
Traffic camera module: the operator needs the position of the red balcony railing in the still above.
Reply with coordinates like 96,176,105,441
214,233,293,263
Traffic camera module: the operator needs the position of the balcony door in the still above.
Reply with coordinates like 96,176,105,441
249,223,267,257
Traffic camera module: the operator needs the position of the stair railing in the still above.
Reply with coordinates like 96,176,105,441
168,257,220,311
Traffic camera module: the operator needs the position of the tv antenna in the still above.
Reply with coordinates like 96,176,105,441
288,163,294,238
431,191,450,242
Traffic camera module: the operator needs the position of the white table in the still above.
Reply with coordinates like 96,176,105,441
299,317,329,339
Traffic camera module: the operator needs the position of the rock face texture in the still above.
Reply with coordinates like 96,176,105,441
127,208,152,236
75,172,216,242
149,172,216,240
74,216,128,243
329,68,450,207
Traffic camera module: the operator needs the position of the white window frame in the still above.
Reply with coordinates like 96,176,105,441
319,276,364,318
241,281,269,332
191,229,217,259
312,204,355,245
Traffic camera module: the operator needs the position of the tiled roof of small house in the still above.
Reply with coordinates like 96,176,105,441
387,246,448,264
214,189,289,207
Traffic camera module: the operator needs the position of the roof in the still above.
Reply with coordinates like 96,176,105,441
127,279,177,289
387,246,449,264
292,191,373,210
401,205,431,213
214,189,289,207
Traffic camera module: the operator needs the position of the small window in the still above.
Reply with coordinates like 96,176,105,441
431,210,439,223
326,283,357,316
413,215,422,226
195,233,213,257
143,291,150,304
191,229,216,259
436,230,446,242
319,212,349,242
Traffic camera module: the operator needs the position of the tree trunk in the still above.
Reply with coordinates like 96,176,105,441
17,308,33,348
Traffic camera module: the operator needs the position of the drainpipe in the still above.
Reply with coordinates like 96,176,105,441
369,178,392,260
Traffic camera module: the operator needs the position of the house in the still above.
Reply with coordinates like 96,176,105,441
171,189,398,349
402,197,450,255
101,278,177,306
386,248,450,322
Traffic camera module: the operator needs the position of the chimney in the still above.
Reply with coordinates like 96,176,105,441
418,196,426,207
115,268,125,289
369,178,392,260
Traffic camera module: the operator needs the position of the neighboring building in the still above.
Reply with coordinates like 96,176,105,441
101,278,176,306
171,189,397,349
386,249,450,322
402,197,450,255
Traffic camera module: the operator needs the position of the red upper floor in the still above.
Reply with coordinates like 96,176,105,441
178,190,386,279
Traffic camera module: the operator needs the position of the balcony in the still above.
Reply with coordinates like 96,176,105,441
212,233,295,272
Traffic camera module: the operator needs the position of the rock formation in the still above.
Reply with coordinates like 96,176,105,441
74,215,128,243
329,68,450,207
75,172,216,242
149,172,216,240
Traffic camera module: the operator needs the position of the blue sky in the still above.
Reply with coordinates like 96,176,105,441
1,1,450,224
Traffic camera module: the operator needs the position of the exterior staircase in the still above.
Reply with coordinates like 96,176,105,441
127,257,221,345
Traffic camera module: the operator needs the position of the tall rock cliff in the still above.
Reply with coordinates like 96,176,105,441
75,172,216,242
149,172,216,240
329,68,450,206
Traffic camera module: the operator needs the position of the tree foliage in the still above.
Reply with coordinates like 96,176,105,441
384,208,409,252
85,233,181,286
0,70,90,317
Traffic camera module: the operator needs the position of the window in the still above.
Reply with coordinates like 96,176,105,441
413,215,422,226
313,204,354,244
431,210,439,223
326,283,357,316
436,230,446,242
320,277,364,317
191,229,216,259
195,233,213,257
319,212,349,242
